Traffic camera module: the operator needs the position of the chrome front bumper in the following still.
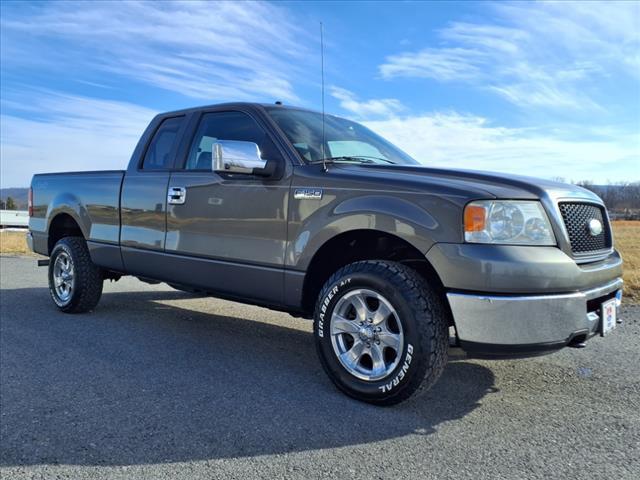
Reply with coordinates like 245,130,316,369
447,278,623,356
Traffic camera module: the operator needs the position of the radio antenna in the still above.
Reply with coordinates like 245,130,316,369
320,21,327,172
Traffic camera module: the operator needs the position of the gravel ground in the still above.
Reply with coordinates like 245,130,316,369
1,255,639,480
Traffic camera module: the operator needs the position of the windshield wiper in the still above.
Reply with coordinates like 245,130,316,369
309,156,395,165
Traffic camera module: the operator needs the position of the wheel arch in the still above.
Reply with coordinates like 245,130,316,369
47,212,85,254
299,228,448,317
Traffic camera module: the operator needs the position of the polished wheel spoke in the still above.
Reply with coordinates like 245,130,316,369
340,340,365,367
369,343,386,377
350,294,372,322
331,315,360,335
378,331,401,351
371,301,392,325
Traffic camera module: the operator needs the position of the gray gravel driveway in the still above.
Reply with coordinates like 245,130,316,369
1,255,638,479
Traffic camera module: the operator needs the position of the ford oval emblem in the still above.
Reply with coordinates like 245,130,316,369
588,218,603,236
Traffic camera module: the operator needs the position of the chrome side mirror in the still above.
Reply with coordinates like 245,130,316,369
212,140,267,175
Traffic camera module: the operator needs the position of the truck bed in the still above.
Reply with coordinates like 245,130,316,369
30,170,125,254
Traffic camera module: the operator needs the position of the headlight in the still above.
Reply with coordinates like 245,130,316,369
464,200,556,245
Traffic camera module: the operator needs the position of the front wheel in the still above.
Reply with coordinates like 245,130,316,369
314,260,449,405
48,237,104,313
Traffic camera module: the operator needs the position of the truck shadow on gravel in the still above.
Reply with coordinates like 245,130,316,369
0,287,496,467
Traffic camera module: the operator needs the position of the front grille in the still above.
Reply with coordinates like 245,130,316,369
559,202,611,255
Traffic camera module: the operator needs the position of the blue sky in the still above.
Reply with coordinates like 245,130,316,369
1,0,639,187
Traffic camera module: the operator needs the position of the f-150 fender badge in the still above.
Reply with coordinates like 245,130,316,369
294,188,323,200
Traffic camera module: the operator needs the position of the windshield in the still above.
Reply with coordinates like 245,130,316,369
265,107,419,166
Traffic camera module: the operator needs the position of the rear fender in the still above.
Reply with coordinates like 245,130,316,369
46,193,90,239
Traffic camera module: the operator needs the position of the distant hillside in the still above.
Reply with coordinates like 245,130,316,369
0,188,29,209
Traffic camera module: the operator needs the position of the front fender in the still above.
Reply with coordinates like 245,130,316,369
287,194,452,270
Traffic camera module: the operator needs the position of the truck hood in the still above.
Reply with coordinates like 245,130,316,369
355,164,603,203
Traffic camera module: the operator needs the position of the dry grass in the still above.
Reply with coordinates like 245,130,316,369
1,222,639,301
0,230,32,255
613,221,640,302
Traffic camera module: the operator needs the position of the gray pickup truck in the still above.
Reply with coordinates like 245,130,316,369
29,102,623,404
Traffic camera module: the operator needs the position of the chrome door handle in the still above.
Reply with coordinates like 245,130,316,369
167,187,186,205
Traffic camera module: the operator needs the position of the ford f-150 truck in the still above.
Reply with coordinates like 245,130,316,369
28,102,623,405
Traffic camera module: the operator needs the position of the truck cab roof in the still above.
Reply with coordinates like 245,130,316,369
157,101,317,119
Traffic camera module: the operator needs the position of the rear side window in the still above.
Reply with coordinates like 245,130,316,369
185,111,277,170
142,116,184,170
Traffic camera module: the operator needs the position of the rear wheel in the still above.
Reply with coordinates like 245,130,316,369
313,260,448,405
48,237,103,313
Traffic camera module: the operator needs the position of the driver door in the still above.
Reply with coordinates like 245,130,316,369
164,109,291,305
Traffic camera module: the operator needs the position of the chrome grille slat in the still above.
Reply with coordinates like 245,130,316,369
559,202,611,254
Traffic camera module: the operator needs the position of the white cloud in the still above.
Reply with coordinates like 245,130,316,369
380,47,483,82
330,87,404,118
379,1,640,110
363,112,640,182
0,92,157,187
0,0,309,102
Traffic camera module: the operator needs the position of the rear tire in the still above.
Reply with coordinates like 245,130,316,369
48,237,103,313
313,260,448,405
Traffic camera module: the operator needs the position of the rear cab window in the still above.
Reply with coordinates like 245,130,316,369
141,116,185,170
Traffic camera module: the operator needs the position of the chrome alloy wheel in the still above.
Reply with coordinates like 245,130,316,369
330,289,404,381
52,251,74,303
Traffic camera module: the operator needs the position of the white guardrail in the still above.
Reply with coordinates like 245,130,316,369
0,210,29,228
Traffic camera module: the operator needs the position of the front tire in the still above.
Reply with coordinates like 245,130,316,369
48,237,103,313
313,260,448,405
